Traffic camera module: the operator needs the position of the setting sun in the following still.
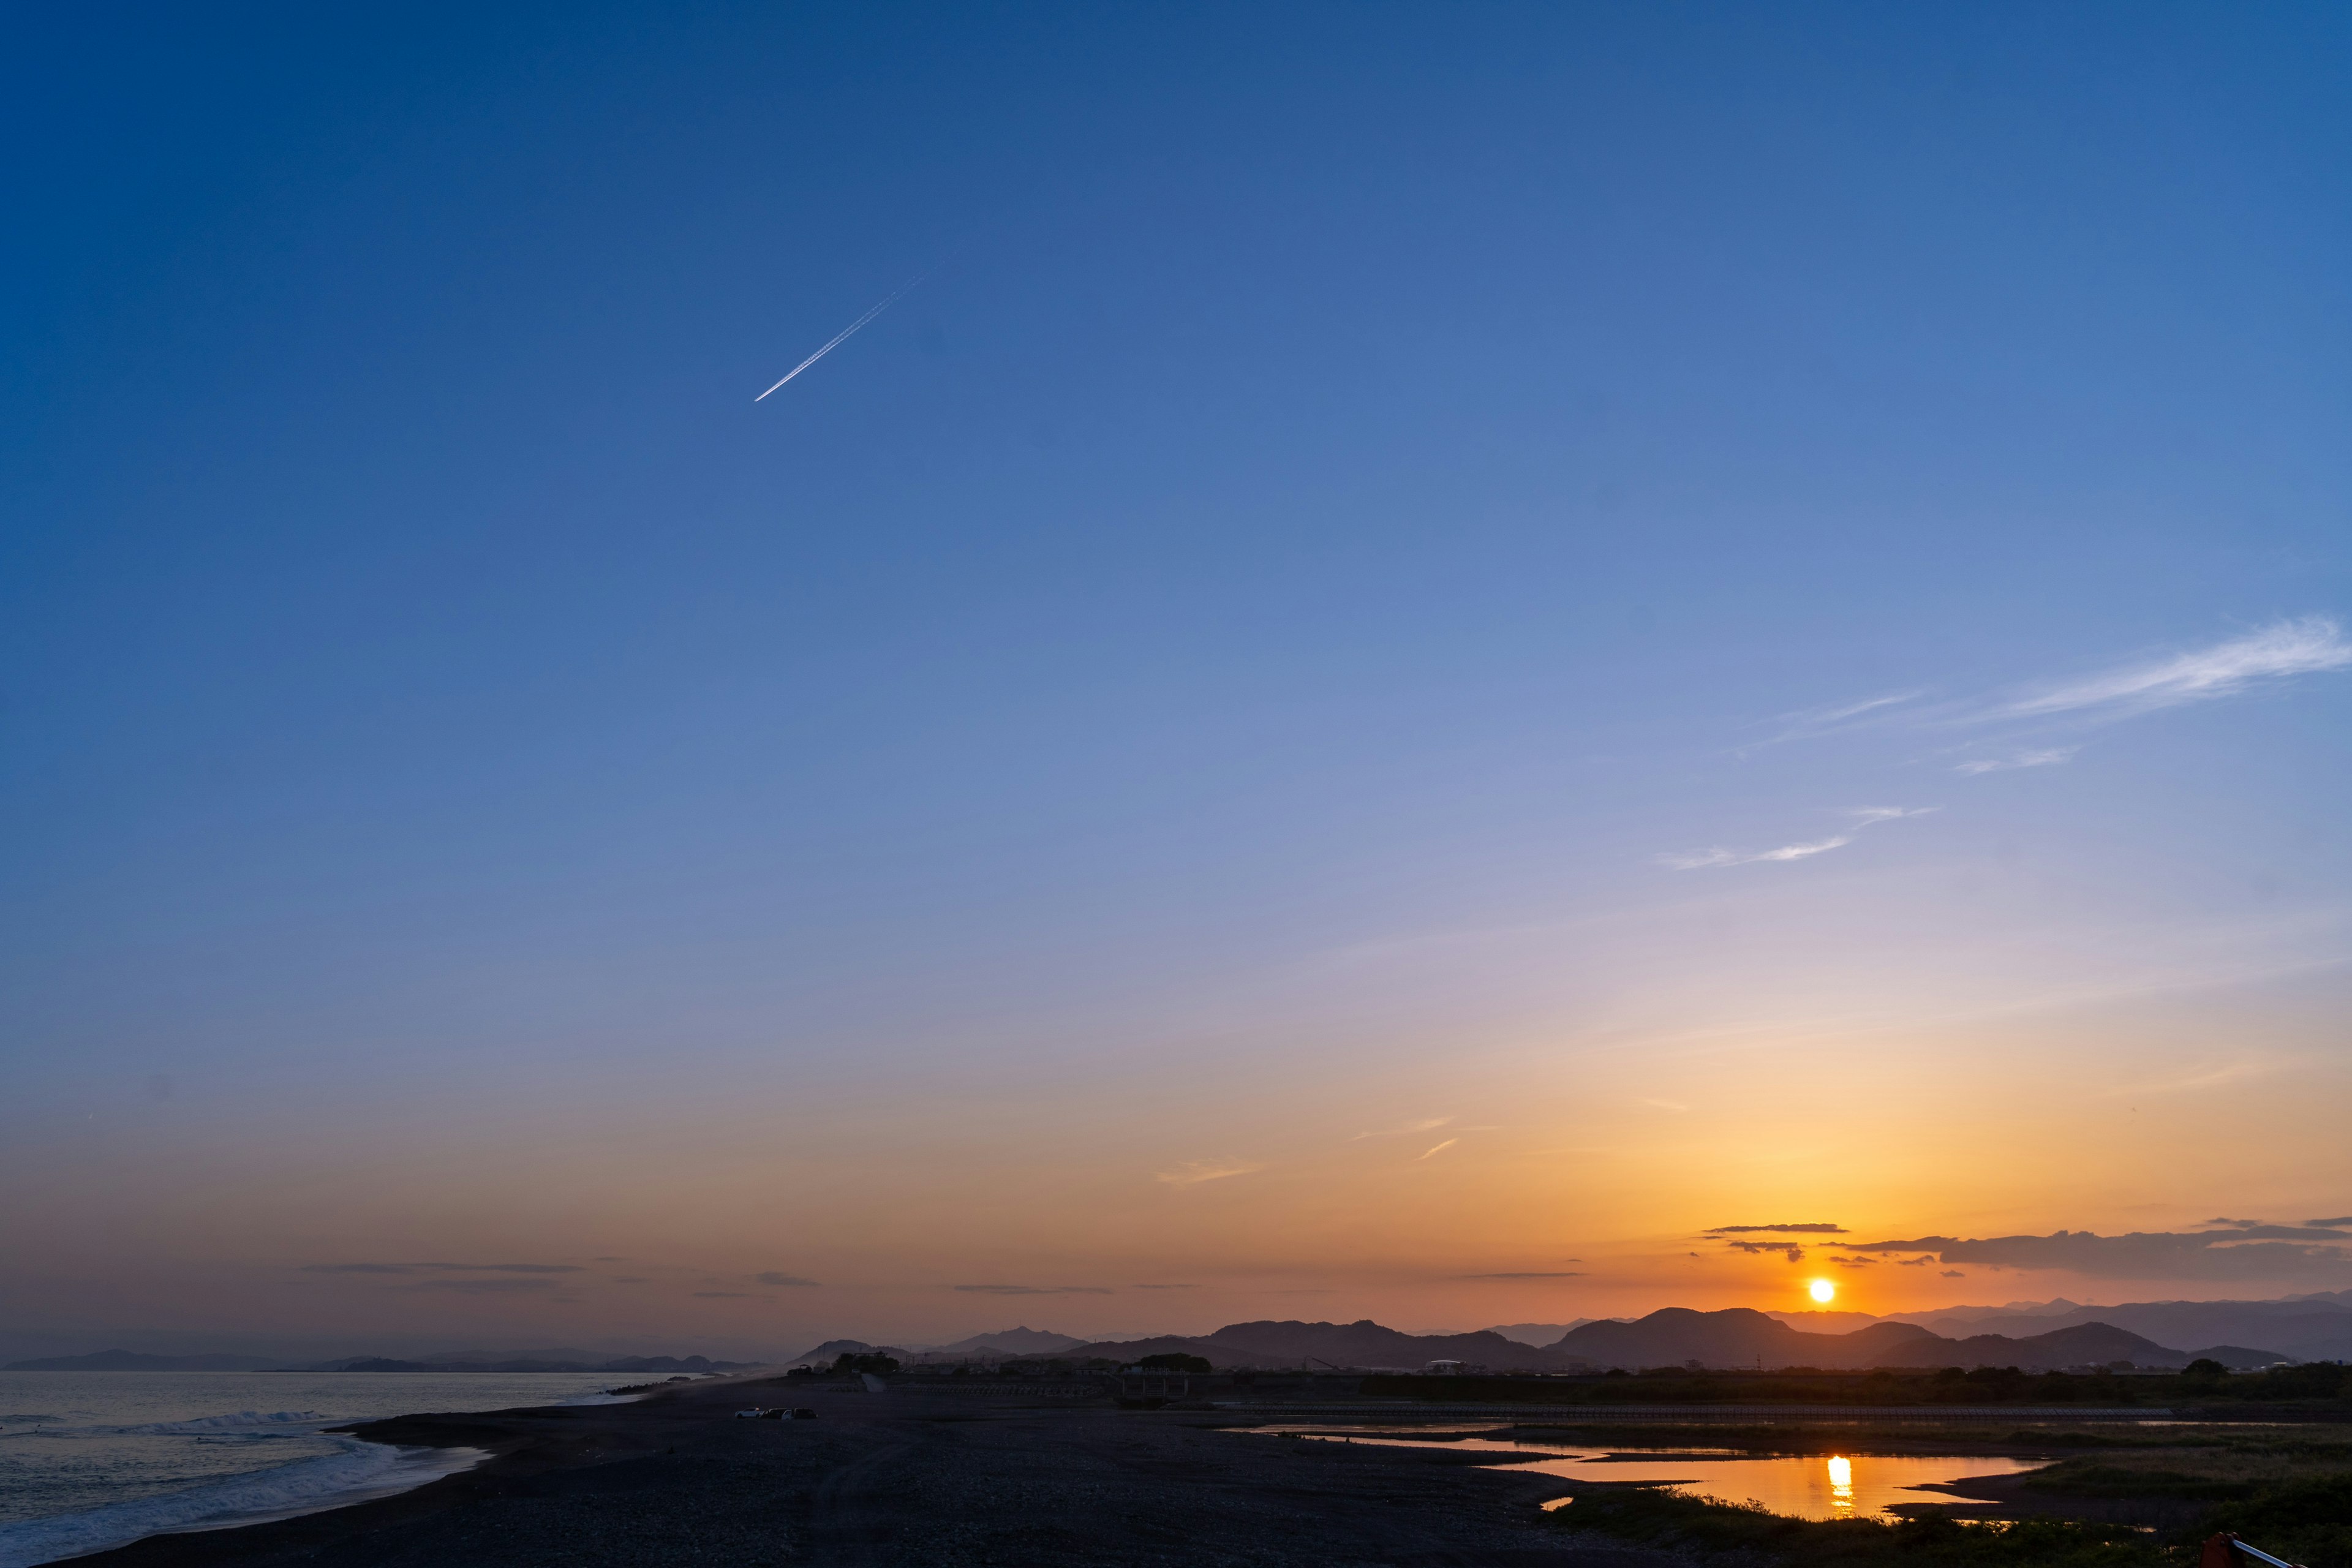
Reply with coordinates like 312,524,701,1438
1807,1279,1836,1303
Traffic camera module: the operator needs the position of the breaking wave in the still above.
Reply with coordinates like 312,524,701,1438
120,1410,328,1435
0,1438,485,1568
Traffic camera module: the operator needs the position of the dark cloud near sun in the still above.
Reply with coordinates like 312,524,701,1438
301,1263,412,1275
1458,1271,1585,1279
407,1277,562,1294
753,1272,820,1287
1705,1223,1845,1234
2194,1219,2352,1240
951,1283,1113,1295
301,1262,583,1275
1723,1240,1807,1262
1849,1227,2352,1281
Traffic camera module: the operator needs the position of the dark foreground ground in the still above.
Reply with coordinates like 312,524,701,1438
78,1379,1684,1568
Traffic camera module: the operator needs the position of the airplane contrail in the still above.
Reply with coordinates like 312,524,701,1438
755,268,934,401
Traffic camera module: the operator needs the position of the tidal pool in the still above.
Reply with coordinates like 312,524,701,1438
1253,1430,2043,1522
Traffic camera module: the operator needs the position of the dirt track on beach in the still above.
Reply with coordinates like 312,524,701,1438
74,1379,1684,1568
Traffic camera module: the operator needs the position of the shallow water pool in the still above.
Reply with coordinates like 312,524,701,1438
1254,1430,2043,1522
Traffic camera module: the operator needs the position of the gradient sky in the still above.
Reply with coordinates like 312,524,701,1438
5,2,2350,1361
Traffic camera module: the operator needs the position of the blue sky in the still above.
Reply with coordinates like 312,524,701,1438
4,2,2349,1355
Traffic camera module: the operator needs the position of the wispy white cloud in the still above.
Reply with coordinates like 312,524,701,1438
1660,835,1850,870
1414,1138,1459,1161
1156,1158,1265,1188
2098,1058,2290,1099
1957,747,2077,775
1353,1116,1453,1140
1849,805,1937,826
1997,617,2351,720
1753,690,1929,747
1759,619,2346,756
1659,807,1936,871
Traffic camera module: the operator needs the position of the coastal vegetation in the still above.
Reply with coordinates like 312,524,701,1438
1550,1488,2165,1568
1539,1422,2352,1568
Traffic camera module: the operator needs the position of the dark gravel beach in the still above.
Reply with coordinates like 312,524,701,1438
74,1379,1682,1568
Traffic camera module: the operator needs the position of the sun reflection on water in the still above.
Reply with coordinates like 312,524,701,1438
1827,1455,1854,1514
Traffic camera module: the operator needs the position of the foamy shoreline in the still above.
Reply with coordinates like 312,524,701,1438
0,1436,487,1568
0,1377,643,1568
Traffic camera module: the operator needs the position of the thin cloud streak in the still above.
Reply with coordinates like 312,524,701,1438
1759,619,2348,750
1157,1159,1265,1188
1999,617,2351,719
951,1283,1114,1295
1414,1138,1459,1161
1958,748,2077,774
1660,807,1934,870
1353,1117,1453,1139
1661,835,1851,870
1753,689,1929,747
2098,1058,2287,1098
300,1261,582,1275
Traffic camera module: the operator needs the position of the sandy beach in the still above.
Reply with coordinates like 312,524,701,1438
70,1378,1681,1567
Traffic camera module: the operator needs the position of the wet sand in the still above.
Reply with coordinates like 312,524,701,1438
71,1378,1686,1567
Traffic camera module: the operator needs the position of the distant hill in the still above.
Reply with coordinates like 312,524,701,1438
927,1327,1088,1355
1552,1309,1937,1370
1887,1321,2277,1371
4,1349,285,1371
1061,1320,1578,1371
789,1339,913,1365
1546,1307,2286,1371
1763,1311,1898,1335
1483,1321,1594,1346
1204,1320,1560,1370
1917,1298,2352,1363
1060,1334,1272,1367
1905,1299,2085,1327
417,1347,619,1366
801,1301,2319,1379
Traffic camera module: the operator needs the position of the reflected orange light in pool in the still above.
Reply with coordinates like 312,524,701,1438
1827,1455,1854,1514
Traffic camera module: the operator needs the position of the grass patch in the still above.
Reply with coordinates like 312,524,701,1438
2026,1466,2255,1501
1546,1462,2352,1568
2196,1474,2352,1568
1546,1484,2163,1568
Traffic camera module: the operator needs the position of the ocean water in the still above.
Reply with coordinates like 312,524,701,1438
0,1371,643,1567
